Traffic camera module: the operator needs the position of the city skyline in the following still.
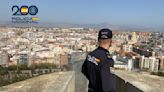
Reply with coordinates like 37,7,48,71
0,0,164,28
0,27,164,91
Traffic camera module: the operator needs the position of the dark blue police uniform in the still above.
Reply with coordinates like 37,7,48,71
82,29,115,92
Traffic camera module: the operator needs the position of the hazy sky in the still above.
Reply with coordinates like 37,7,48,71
0,0,164,26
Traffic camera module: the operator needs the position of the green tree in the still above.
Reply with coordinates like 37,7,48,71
0,66,8,75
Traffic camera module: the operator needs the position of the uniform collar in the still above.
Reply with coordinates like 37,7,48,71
98,46,109,53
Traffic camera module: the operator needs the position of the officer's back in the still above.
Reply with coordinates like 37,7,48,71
82,28,115,92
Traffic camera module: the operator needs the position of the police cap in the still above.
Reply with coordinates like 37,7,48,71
98,28,113,39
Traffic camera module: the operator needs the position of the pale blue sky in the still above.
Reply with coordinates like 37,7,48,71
0,0,164,26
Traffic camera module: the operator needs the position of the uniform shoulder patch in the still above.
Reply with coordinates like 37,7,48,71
95,58,100,63
87,55,100,65
106,52,113,62
107,55,114,62
107,55,112,58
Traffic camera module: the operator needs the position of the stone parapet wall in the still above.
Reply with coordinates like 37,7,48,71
0,71,75,92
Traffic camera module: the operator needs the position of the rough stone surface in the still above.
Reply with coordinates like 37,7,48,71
0,71,75,92
114,70,164,92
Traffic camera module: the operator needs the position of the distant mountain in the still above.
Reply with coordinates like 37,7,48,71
0,22,163,32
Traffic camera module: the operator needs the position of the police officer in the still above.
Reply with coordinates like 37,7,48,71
82,28,115,92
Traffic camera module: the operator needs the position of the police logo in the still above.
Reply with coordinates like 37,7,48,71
87,55,100,65
101,35,108,38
